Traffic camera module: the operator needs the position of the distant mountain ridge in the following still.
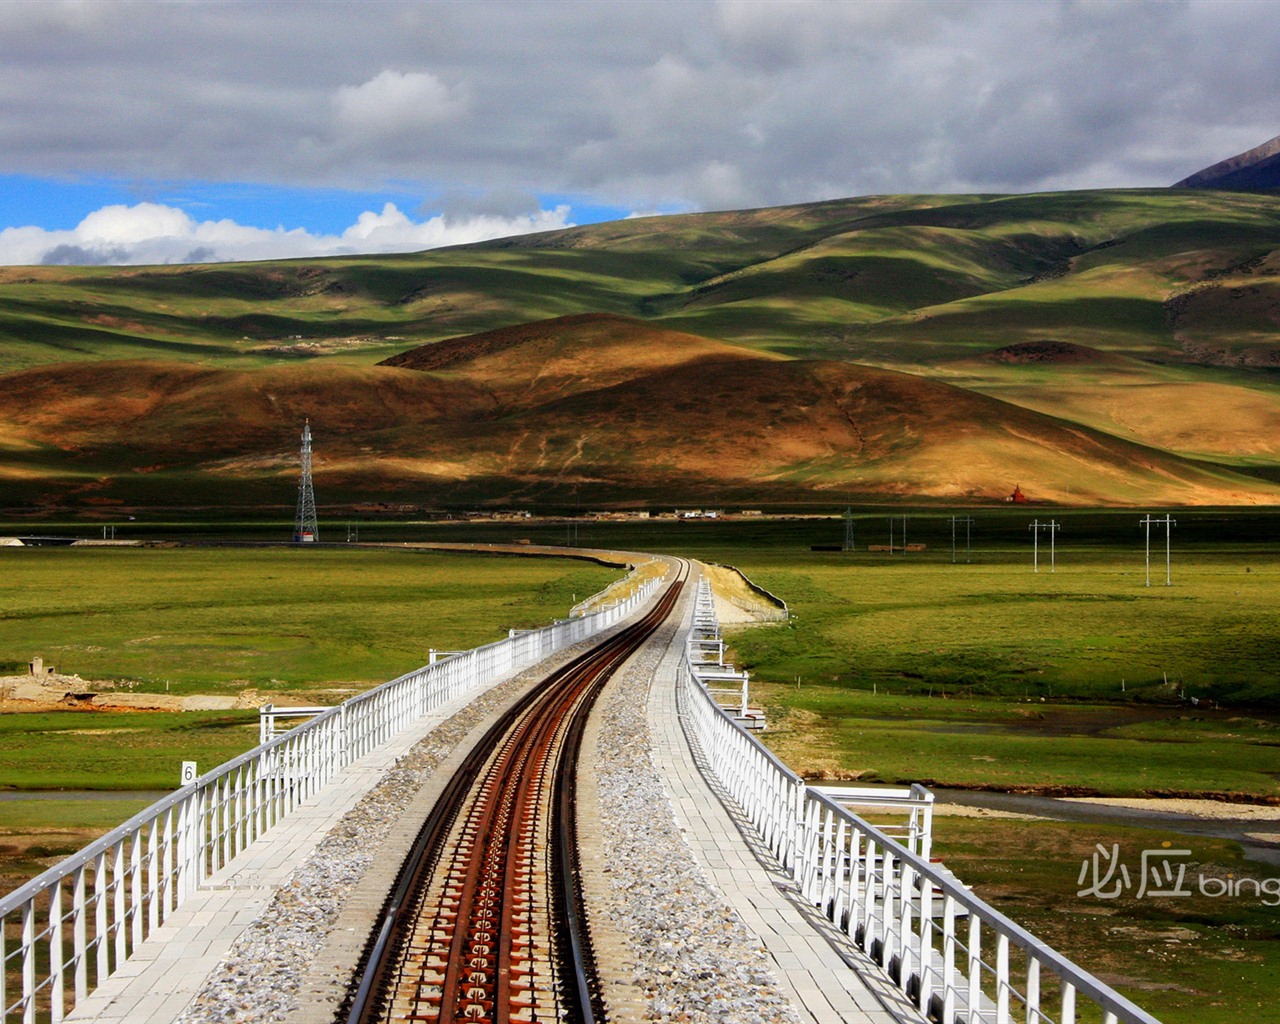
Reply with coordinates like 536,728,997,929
1,188,1279,508
1174,134,1280,190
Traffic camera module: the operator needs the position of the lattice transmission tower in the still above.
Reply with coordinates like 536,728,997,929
294,420,318,543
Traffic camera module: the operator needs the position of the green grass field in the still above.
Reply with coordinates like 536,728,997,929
677,519,1280,798
0,545,620,692
731,551,1280,704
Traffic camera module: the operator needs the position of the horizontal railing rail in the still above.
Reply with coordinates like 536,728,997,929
677,572,1161,1024
1,574,658,1024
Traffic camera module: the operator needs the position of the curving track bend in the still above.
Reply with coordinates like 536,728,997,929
345,564,688,1024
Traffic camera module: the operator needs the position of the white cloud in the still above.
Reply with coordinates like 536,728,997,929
333,69,464,137
0,201,574,266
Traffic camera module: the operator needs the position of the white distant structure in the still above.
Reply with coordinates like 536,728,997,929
294,420,318,543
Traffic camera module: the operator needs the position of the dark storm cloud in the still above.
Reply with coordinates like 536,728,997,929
1,0,1277,212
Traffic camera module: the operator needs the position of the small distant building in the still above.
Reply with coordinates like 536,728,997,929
1007,484,1029,504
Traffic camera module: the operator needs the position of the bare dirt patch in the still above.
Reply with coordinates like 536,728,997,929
701,562,787,624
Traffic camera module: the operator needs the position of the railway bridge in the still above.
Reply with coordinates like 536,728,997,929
2,556,1160,1024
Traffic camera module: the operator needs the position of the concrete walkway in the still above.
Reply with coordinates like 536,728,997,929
64,682,499,1024
647,586,925,1024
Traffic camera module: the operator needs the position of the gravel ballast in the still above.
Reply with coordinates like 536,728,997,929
585,596,802,1024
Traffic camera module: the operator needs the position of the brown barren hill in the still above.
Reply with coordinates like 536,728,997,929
0,360,493,459
0,314,1276,506
378,312,770,407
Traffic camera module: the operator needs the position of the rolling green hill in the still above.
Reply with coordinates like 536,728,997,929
0,189,1277,508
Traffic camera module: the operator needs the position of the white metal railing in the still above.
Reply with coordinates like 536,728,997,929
1,576,658,1024
677,575,1161,1024
685,577,764,730
812,785,935,862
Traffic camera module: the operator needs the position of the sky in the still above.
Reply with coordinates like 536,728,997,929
0,0,1277,266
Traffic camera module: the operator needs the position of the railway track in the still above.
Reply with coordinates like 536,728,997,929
344,565,687,1024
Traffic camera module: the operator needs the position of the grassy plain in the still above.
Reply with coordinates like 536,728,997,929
730,551,1280,703
694,519,1280,798
0,545,619,692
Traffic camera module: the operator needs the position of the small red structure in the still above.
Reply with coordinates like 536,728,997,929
1007,484,1028,504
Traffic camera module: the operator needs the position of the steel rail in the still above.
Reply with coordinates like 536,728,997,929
345,566,685,1024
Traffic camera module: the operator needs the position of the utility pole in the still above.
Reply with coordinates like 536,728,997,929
843,507,855,552
1140,514,1176,586
950,515,974,564
294,420,318,543
888,515,894,553
1030,519,1060,573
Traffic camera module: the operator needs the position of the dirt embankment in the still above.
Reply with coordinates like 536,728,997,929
701,563,787,624
0,674,256,712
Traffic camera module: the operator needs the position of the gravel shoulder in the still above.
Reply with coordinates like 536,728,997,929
584,585,802,1024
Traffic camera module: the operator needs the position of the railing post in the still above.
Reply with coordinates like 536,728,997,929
0,900,7,1024
996,931,1011,1024
22,898,35,1024
882,846,896,971
49,881,64,1023
918,864,935,1013
897,857,914,992
73,865,88,1003
112,842,126,971
966,916,981,1024
941,894,956,1024
861,834,876,954
1062,981,1077,1024
94,850,109,984
129,831,143,951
